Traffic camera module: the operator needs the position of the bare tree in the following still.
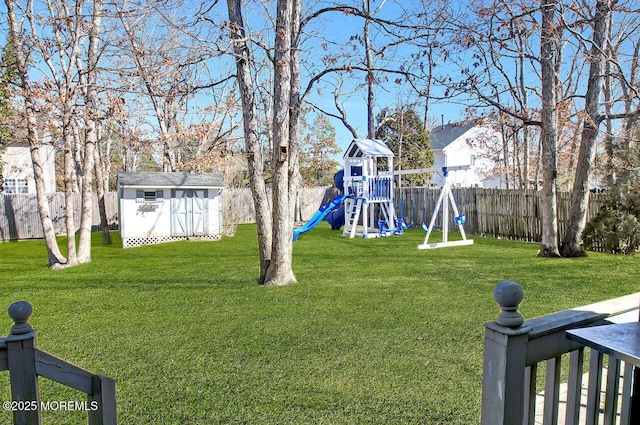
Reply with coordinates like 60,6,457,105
77,0,103,261
602,4,640,198
439,0,563,255
115,3,197,171
538,0,562,257
435,0,544,190
560,0,614,257
6,0,108,266
301,2,429,140
226,0,274,284
37,0,86,265
263,0,297,286
5,0,66,266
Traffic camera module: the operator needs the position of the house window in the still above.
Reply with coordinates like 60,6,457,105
4,179,28,194
470,155,477,166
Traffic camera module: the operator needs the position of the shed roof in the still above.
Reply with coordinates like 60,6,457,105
344,139,394,158
430,122,475,151
117,172,224,188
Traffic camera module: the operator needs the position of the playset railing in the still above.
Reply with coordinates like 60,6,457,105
0,301,116,425
345,174,394,202
481,282,639,425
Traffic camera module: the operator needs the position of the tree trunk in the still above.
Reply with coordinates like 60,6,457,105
160,128,178,172
517,36,531,189
364,0,376,139
63,126,78,266
264,0,297,286
560,0,611,257
289,0,303,230
422,47,434,128
5,0,66,267
500,123,511,189
538,0,561,257
77,0,103,263
603,34,615,189
226,0,273,283
612,36,639,200
93,124,112,244
72,122,83,194
94,145,112,245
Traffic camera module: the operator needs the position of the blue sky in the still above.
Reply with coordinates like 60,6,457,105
0,0,471,156
289,0,471,152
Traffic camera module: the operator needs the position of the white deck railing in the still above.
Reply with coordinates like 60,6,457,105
481,281,639,425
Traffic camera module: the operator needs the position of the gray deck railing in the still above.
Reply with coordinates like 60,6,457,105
0,301,116,425
481,281,640,425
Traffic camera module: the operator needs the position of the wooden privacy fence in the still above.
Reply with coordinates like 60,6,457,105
1,187,606,243
0,193,119,241
396,187,607,243
0,301,116,425
0,187,334,241
223,186,333,229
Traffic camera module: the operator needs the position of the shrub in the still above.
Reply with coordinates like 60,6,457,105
583,194,640,254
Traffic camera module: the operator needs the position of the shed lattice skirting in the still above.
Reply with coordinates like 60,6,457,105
122,235,221,248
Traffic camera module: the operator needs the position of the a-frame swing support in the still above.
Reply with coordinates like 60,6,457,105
408,166,474,250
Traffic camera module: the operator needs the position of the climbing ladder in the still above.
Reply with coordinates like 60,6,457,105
343,197,364,238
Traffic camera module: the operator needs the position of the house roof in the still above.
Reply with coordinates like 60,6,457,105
430,122,476,151
344,139,394,158
117,172,224,189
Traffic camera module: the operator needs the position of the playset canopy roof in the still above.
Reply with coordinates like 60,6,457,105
343,139,394,159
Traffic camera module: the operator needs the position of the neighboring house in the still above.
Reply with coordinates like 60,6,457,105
429,121,503,188
1,141,56,194
117,172,224,248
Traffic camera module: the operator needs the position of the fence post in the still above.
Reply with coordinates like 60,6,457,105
5,301,41,425
89,375,117,425
481,281,531,425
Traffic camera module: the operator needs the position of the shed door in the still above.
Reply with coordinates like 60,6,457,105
171,189,209,236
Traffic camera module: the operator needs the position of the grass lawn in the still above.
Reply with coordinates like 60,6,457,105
0,223,639,424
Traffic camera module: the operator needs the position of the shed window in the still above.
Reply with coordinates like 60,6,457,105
136,190,163,203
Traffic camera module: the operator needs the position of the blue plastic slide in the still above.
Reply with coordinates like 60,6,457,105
293,194,348,241
325,207,345,230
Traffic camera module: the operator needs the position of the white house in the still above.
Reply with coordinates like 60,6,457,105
429,122,503,188
1,142,56,194
117,172,224,248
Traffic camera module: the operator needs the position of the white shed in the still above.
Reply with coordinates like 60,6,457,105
117,172,224,248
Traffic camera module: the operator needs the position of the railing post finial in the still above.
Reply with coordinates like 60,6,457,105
493,281,525,328
8,301,33,335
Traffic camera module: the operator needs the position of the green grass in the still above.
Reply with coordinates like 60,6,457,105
0,224,638,424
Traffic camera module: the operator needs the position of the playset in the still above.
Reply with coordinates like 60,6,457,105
292,138,474,249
